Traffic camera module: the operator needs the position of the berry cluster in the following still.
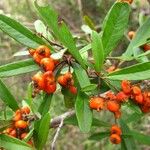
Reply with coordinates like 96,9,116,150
57,72,77,94
2,106,32,146
110,125,122,144
29,45,58,95
29,45,77,96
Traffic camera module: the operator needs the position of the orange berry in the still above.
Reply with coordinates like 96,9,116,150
111,125,122,135
9,129,16,138
110,134,121,144
15,120,28,129
89,97,104,111
29,49,35,56
121,80,131,94
128,31,135,40
27,140,33,146
43,71,55,85
69,86,77,94
32,72,45,90
107,101,120,112
13,112,22,121
114,111,122,119
134,94,143,104
116,91,128,102
107,66,116,73
57,75,67,87
6,128,13,134
21,106,30,114
106,92,116,100
143,44,150,51
36,45,50,57
132,86,141,95
32,52,43,64
21,133,28,139
44,83,56,94
40,58,55,71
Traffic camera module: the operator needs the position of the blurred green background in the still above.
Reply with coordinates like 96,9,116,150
0,0,150,149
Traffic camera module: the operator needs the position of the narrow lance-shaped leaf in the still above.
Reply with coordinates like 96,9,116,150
75,91,92,133
36,113,51,150
108,62,150,80
0,79,19,111
34,1,86,69
123,18,150,57
91,31,104,72
88,132,110,141
0,134,32,150
102,2,130,57
0,59,39,78
0,14,46,48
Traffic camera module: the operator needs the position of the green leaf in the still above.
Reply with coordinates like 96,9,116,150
75,91,92,133
88,132,109,141
0,59,39,78
91,31,104,72
108,62,150,80
120,119,136,150
131,130,150,145
126,112,143,123
73,63,91,89
0,120,12,132
38,94,53,116
0,79,19,111
102,2,130,57
123,18,150,57
34,1,86,69
37,113,50,150
83,15,96,30
79,44,91,55
23,128,34,143
0,14,45,49
0,134,32,150
81,84,97,92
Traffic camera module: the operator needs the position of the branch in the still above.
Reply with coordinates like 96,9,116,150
50,110,75,150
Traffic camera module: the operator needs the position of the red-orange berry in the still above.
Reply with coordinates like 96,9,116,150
57,75,67,87
21,106,30,114
27,140,33,146
134,94,144,104
107,66,116,73
89,97,104,111
128,31,135,39
29,49,35,56
13,112,22,121
107,101,120,112
111,125,122,135
40,58,55,71
15,120,28,129
121,80,131,94
110,134,121,144
106,92,116,100
132,86,141,95
114,111,122,119
9,129,16,138
69,86,77,94
143,44,150,51
36,45,50,57
21,133,28,139
116,91,128,102
32,72,45,90
6,128,13,134
32,52,43,64
44,83,56,94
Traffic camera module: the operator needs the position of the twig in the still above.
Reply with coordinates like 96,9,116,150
50,110,75,150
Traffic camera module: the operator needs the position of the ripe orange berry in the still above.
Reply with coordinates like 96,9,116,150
89,97,104,111
107,66,116,73
13,112,22,121
121,80,131,94
27,140,33,146
32,72,45,90
29,49,35,56
111,125,122,135
32,52,44,64
21,133,28,139
116,91,128,102
106,92,116,100
110,134,121,144
40,58,55,71
9,129,16,138
135,94,143,104
44,83,56,94
15,120,28,129
107,101,120,112
69,86,77,94
21,106,30,114
6,128,13,134
57,75,67,87
128,31,135,40
132,86,141,95
143,44,150,51
43,71,55,84
36,45,50,57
